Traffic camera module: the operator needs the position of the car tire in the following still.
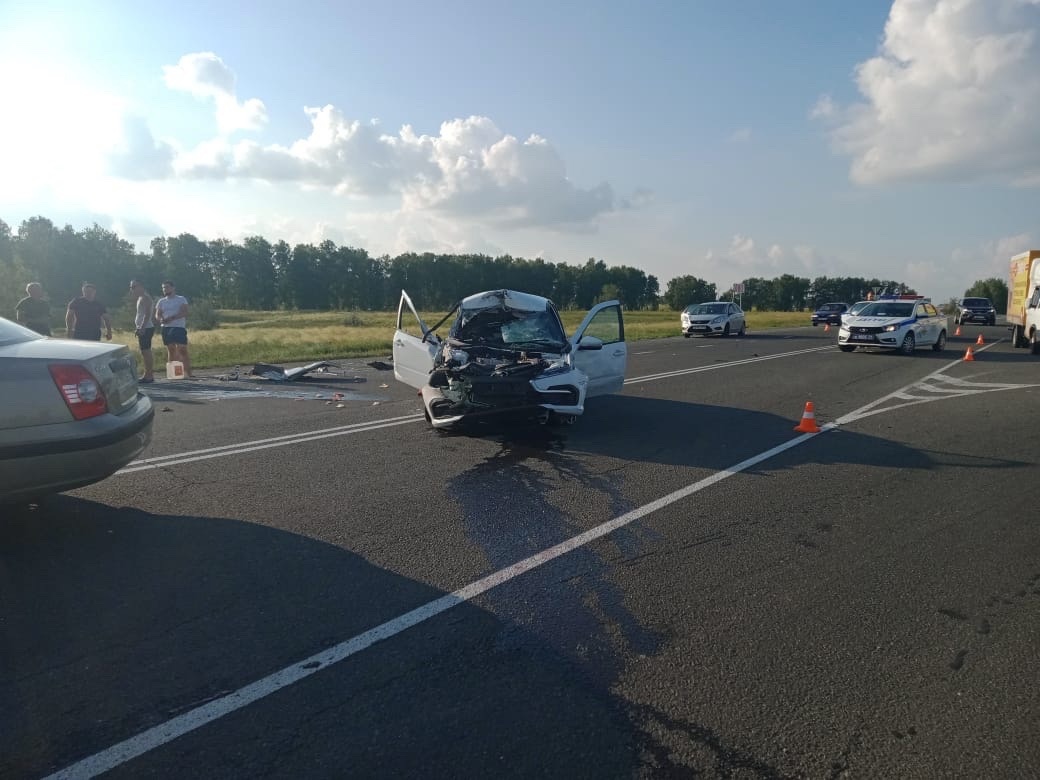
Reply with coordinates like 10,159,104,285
989,318,996,326
812,322,818,327
722,323,730,337
737,322,746,337
900,332,916,355
932,330,946,352
954,316,960,325
683,333,691,338
1031,329,1040,355
838,344,856,352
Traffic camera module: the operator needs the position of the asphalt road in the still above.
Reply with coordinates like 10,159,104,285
3,323,1039,779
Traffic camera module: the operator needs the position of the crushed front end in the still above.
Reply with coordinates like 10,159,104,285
419,293,586,428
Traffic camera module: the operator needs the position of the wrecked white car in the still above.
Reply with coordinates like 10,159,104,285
393,289,626,429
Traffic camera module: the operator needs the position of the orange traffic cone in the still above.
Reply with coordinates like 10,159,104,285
954,325,962,336
823,322,831,333
793,401,821,433
976,333,985,345
963,346,975,361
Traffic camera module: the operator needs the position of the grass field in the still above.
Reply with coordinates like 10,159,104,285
109,308,812,371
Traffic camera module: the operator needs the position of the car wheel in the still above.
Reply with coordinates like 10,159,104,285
722,323,730,337
683,333,691,338
932,330,946,352
737,322,746,337
954,316,960,325
838,344,856,352
989,318,996,326
812,322,818,327
900,332,916,355
1031,329,1040,355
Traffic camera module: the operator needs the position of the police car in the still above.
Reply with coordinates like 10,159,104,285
837,294,948,354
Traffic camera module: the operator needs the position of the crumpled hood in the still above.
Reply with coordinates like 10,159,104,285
459,289,550,313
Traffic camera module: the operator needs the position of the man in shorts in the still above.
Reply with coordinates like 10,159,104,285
155,280,193,378
130,280,156,382
65,283,113,341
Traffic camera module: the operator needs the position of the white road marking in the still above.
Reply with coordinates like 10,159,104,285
835,343,1038,424
47,343,1036,778
119,415,423,474
117,346,833,475
47,427,828,780
624,346,832,385
633,350,655,355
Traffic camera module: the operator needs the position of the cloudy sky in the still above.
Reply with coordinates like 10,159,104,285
1,0,1038,303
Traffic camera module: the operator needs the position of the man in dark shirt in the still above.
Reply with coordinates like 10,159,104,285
65,283,113,341
15,282,52,336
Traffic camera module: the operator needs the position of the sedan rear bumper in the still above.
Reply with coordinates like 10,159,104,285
0,396,154,502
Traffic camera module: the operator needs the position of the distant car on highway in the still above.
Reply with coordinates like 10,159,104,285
955,297,997,326
811,302,849,326
680,302,746,338
0,317,154,504
837,295,948,354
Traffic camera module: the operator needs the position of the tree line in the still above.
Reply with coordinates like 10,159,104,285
0,217,662,317
0,215,1006,321
663,273,916,311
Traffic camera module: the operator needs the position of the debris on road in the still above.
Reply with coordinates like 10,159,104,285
367,360,393,371
249,361,338,381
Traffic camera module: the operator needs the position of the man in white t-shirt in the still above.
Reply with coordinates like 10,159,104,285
155,280,193,378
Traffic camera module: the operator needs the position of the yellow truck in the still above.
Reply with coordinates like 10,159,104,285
1008,249,1040,353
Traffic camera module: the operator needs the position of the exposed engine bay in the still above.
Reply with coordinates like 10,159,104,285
423,296,569,419
393,287,625,429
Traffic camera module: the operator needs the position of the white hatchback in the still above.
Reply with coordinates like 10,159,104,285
838,297,948,354
393,289,627,429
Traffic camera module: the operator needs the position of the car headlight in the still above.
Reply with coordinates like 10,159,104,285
883,324,898,332
711,316,724,324
540,359,572,377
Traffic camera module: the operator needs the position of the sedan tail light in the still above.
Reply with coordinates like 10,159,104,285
48,364,108,420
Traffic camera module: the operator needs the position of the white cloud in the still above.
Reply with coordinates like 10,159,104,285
951,232,1033,281
704,236,825,287
107,116,175,180
728,127,752,143
814,0,1040,185
165,106,615,229
163,52,267,134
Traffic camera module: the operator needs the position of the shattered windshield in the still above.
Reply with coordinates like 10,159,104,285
452,306,567,350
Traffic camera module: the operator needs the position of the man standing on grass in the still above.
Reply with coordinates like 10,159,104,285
66,283,112,341
15,282,51,335
130,280,156,383
155,280,193,378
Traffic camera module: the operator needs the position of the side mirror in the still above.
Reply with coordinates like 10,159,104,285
578,336,604,351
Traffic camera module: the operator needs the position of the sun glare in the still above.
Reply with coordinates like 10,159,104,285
0,61,124,201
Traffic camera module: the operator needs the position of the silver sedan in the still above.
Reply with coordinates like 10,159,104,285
0,317,154,504
681,302,746,337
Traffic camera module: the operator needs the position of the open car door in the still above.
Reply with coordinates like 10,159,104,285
570,300,626,397
393,290,439,390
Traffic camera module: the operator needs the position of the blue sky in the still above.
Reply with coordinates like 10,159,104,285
1,0,1038,303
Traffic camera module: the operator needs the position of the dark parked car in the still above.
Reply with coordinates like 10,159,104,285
0,317,154,503
811,302,849,326
955,297,996,326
